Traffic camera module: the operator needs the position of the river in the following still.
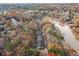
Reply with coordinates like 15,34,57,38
50,20,79,55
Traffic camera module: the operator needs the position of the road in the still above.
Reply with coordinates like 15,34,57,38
50,20,79,55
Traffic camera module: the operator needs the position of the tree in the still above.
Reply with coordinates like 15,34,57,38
5,38,21,51
73,16,79,27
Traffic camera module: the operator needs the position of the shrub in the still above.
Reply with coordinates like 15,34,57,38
48,48,66,56
24,48,40,56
